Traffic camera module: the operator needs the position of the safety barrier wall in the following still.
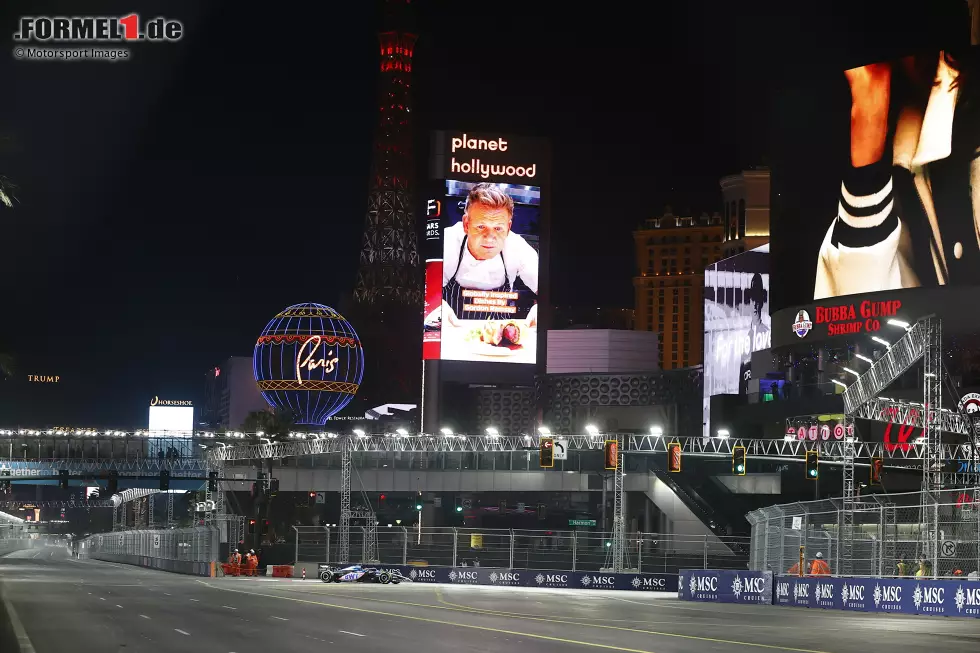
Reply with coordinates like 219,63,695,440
678,569,980,618
773,575,980,618
326,564,678,592
678,570,773,604
86,552,213,577
0,540,32,557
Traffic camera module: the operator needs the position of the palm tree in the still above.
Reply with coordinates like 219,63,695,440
0,175,15,208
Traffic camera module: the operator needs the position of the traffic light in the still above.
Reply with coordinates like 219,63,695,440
257,471,267,490
805,450,819,480
269,478,280,496
604,440,619,470
160,470,170,491
247,519,257,534
733,446,746,475
667,442,682,473
871,457,884,484
308,491,316,507
1,469,11,493
416,501,423,511
107,470,119,495
537,503,546,520
498,499,507,511
539,437,554,468
380,493,386,506
208,471,218,492
59,469,69,490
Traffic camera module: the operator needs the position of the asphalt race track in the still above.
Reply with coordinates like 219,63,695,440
3,548,980,653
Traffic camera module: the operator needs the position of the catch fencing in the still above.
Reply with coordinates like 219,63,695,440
292,525,748,573
747,487,980,578
79,526,218,576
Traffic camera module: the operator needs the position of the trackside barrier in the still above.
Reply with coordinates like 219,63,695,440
88,552,213,577
271,565,293,578
678,569,773,604
773,576,980,618
344,565,678,591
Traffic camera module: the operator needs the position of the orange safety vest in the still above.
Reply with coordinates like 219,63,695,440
787,562,801,575
809,559,831,576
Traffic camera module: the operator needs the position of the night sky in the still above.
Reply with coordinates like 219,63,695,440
0,0,966,425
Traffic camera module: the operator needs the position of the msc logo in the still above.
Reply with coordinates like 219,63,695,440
408,568,436,581
581,575,616,588
873,584,902,609
792,310,812,338
775,582,790,599
631,576,666,590
489,572,520,584
841,583,865,607
955,585,980,614
913,585,945,612
689,576,718,594
815,583,834,601
535,573,568,586
448,570,479,582
793,582,809,601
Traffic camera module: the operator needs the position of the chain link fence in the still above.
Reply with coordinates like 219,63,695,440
748,487,980,578
292,525,748,573
80,526,219,564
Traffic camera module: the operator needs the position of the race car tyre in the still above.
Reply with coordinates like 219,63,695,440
378,571,392,584
320,572,332,582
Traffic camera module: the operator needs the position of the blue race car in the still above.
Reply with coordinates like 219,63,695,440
318,564,408,584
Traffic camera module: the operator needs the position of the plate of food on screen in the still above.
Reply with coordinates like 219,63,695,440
464,319,524,356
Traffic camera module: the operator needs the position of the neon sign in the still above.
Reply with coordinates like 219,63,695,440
814,299,902,336
150,396,192,407
295,335,339,384
449,133,537,179
880,405,918,454
27,375,60,383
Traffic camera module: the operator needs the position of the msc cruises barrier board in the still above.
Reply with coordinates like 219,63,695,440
370,565,677,592
678,570,980,618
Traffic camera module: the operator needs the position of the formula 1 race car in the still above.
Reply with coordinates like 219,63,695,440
317,564,409,584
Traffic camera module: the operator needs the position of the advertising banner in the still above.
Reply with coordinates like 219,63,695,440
422,131,547,367
702,245,770,437
678,569,773,604
387,565,677,592
774,576,980,618
770,39,980,314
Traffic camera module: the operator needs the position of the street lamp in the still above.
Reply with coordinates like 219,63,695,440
887,319,911,330
396,428,408,437
538,426,551,435
440,427,453,436
871,336,891,349
585,424,598,435
353,429,366,437
831,379,848,389
854,353,873,364
486,427,499,437
842,367,860,377
650,426,663,437
716,429,730,440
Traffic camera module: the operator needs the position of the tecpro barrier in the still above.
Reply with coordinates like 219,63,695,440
88,552,213,577
354,565,678,592
678,569,773,604
773,576,980,618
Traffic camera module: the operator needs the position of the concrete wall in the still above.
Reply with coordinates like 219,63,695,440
713,473,781,494
547,329,660,374
85,552,213,576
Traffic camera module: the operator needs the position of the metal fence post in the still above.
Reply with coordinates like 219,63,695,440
703,535,708,569
401,526,408,565
292,526,299,564
637,532,643,573
325,526,331,564
572,531,577,571
509,529,515,569
452,528,458,568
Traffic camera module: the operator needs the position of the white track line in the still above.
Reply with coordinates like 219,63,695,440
339,630,364,637
2,592,36,653
271,616,289,621
140,615,150,620
175,629,190,636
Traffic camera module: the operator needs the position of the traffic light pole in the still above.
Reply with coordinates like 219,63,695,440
610,441,626,573
839,417,857,576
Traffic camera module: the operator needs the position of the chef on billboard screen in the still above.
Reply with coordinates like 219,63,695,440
812,47,980,299
424,181,540,364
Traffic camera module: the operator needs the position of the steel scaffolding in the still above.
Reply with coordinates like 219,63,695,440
609,447,626,572
339,437,352,564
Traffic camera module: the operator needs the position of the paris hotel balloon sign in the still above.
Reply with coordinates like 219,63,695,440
252,303,365,426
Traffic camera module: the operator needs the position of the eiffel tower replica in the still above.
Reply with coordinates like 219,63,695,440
345,0,422,419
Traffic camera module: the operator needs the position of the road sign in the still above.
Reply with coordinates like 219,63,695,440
315,491,325,505
433,497,442,508
153,534,160,549
941,540,956,558
553,438,568,460
568,519,596,527
461,498,472,509
791,516,803,531
516,502,525,512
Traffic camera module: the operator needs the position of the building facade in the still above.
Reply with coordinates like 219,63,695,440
720,168,770,258
201,357,269,430
633,210,724,369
